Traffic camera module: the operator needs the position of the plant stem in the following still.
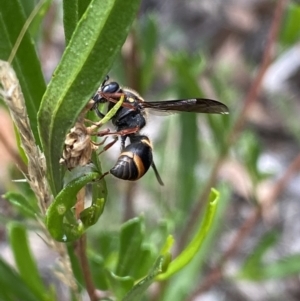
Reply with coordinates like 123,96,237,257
78,234,99,301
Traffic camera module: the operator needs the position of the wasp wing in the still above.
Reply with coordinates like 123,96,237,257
141,98,229,114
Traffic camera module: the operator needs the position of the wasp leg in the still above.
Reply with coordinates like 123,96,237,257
96,126,139,137
151,161,164,186
97,171,110,182
91,136,108,146
97,136,118,155
93,104,105,118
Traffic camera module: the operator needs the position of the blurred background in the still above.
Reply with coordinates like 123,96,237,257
1,0,300,300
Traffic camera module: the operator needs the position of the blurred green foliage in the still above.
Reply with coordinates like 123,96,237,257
1,0,300,301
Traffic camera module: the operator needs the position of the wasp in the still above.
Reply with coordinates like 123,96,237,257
92,76,229,185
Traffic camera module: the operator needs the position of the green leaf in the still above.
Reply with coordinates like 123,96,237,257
95,231,120,263
115,217,144,277
157,188,219,280
122,254,171,301
239,231,278,280
168,52,206,96
77,137,109,227
3,191,38,218
18,0,52,38
280,3,300,45
89,253,110,290
240,131,269,184
63,0,92,44
9,223,52,301
132,246,155,279
27,0,52,38
238,231,300,280
160,234,175,254
63,0,79,45
106,271,134,300
0,257,41,301
168,52,206,210
0,0,46,147
139,15,158,92
261,254,300,279
19,0,36,18
178,112,198,209
162,185,231,301
38,0,141,195
46,165,101,241
67,243,85,289
206,113,230,153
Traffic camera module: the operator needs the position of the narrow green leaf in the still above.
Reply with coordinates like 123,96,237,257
133,246,155,279
63,0,92,44
179,112,198,208
156,188,219,280
89,253,110,290
95,231,119,262
77,0,91,18
168,52,206,96
46,165,101,241
63,0,79,44
9,223,51,301
0,0,46,147
0,289,12,301
140,15,158,92
162,185,231,301
73,135,109,227
206,113,229,153
0,257,41,301
106,272,134,300
115,217,144,277
19,0,36,18
27,0,52,38
67,243,85,289
239,231,278,280
169,52,206,210
122,254,171,301
38,0,141,195
238,231,300,281
160,235,175,254
240,132,268,183
280,3,300,45
3,191,38,218
240,253,300,281
262,254,300,279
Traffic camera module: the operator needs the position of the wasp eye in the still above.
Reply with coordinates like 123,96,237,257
102,82,120,93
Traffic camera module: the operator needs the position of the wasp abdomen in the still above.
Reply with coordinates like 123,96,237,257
110,137,153,181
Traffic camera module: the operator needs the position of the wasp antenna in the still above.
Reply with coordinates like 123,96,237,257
101,75,109,87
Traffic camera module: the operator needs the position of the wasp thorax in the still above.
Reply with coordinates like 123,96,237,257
60,122,98,169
